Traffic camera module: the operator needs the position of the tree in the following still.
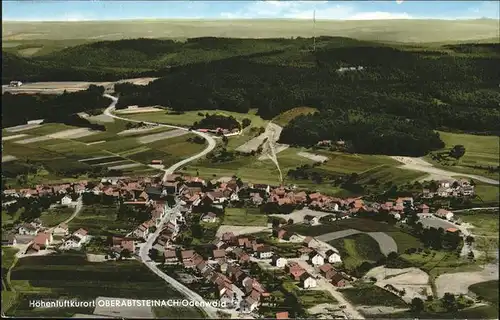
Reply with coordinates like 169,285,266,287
121,249,131,258
287,219,294,225
468,250,475,261
149,248,159,261
242,118,251,128
441,293,457,312
410,297,424,314
449,145,466,160
465,235,474,246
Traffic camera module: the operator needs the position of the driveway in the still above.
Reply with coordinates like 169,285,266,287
316,229,398,256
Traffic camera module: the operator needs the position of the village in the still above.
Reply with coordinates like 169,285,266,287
1,171,479,318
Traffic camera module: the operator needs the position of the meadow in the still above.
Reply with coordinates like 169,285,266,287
67,204,136,236
339,282,407,307
328,233,384,272
3,19,498,43
456,210,499,237
426,131,500,180
1,247,19,312
6,253,203,318
39,206,75,227
469,280,499,306
223,207,268,226
272,107,318,127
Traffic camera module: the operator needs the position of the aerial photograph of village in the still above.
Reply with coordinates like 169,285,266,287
1,0,499,319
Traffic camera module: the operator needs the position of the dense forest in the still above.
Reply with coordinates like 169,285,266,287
3,37,499,156
2,85,109,127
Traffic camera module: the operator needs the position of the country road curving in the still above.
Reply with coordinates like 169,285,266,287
103,95,220,318
391,156,499,185
103,94,217,182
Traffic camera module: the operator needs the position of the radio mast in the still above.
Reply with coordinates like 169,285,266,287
313,9,316,52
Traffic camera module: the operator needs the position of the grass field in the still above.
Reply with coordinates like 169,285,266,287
2,209,22,226
38,206,75,227
3,19,498,43
328,233,384,271
426,131,500,180
469,280,499,306
67,204,137,236
223,207,268,226
272,107,318,127
456,210,499,237
6,253,203,318
122,109,267,129
340,283,407,307
470,180,500,206
286,218,422,253
1,247,19,312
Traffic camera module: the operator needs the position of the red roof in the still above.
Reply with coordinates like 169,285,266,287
276,311,289,319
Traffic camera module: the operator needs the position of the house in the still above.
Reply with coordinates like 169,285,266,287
325,249,342,263
331,273,347,287
303,236,315,247
164,250,178,263
271,255,287,268
300,273,317,289
18,223,39,236
2,234,17,246
181,250,195,263
9,80,22,87
274,228,289,241
73,228,89,243
319,263,333,276
298,247,313,260
212,249,226,261
446,227,460,234
60,195,73,206
151,160,163,165
309,251,325,266
419,204,430,214
63,235,86,249
303,215,319,226
434,208,454,221
276,311,289,319
256,245,273,259
52,223,69,236
33,232,53,248
241,296,258,313
286,262,306,280
201,212,218,223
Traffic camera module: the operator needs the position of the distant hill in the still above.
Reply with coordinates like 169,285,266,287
3,19,499,43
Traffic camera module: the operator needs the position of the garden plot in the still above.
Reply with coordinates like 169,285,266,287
47,128,98,139
2,134,28,141
137,129,187,144
298,151,329,162
88,114,115,123
216,225,272,237
4,123,42,132
2,155,17,163
79,156,125,165
14,135,53,144
94,297,154,318
365,266,432,303
118,125,163,135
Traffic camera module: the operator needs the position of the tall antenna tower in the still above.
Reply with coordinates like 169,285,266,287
313,9,316,52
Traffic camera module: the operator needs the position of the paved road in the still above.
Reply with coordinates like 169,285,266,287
102,94,217,182
103,95,223,318
138,205,219,319
316,229,398,256
391,156,499,185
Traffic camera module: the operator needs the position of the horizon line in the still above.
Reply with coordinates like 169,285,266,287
3,17,496,23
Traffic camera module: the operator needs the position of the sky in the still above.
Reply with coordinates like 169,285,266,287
2,1,499,21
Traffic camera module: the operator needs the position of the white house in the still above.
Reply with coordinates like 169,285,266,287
271,256,287,268
434,209,454,221
53,223,69,236
309,252,325,267
300,274,318,289
303,215,320,226
256,246,273,259
18,223,39,236
9,81,22,87
61,195,73,206
325,250,342,264
230,192,239,202
73,228,89,243
63,235,85,249
201,212,218,223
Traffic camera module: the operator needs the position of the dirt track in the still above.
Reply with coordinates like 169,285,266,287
391,156,499,185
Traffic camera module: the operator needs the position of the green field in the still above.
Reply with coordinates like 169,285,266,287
471,181,500,206
6,253,203,318
286,218,422,253
469,280,499,306
223,207,268,226
38,206,75,227
328,234,384,271
121,109,267,129
272,107,318,127
427,131,500,180
1,247,19,312
67,204,137,237
3,19,498,43
456,210,499,237
340,283,407,307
